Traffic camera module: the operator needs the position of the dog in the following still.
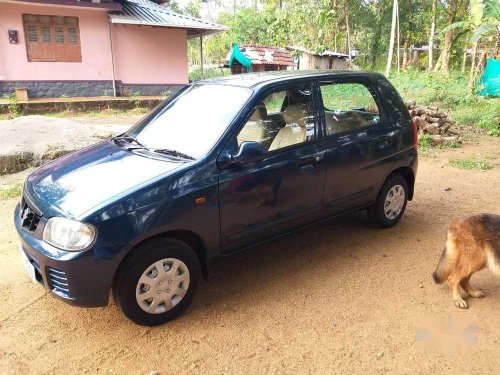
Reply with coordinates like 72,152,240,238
432,213,500,309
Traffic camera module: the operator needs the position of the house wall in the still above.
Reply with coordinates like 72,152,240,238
112,24,188,87
0,2,188,98
0,3,112,82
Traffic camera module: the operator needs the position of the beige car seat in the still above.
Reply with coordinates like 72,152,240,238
268,104,309,151
237,104,268,145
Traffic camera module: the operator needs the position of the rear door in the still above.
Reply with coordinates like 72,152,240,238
317,78,396,214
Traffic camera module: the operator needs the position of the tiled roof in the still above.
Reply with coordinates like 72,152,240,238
109,0,228,36
227,45,295,66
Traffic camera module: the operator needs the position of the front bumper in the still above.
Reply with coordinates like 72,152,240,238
14,203,125,308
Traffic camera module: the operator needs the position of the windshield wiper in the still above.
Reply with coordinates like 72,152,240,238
151,148,196,161
112,135,146,149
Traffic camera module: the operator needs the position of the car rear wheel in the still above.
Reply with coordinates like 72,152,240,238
369,174,408,228
113,237,201,326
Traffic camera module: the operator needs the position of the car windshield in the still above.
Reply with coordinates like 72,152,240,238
125,84,252,159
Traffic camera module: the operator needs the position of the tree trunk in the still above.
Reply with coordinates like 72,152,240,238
433,49,443,72
428,0,437,70
402,40,408,70
468,43,478,87
396,0,400,73
385,0,398,76
439,0,459,75
473,50,487,84
461,48,467,73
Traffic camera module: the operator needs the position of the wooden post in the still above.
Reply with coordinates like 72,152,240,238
108,19,117,97
199,33,204,79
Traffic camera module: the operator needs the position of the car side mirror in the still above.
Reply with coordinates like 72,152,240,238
217,141,268,169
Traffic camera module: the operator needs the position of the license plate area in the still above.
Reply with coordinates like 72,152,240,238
20,248,40,284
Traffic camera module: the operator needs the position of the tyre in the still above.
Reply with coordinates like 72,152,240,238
113,237,201,326
368,174,408,228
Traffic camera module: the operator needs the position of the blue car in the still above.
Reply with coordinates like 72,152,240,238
15,71,417,325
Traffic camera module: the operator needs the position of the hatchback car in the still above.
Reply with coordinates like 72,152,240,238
15,71,417,326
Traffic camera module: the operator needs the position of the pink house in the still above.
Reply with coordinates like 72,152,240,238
0,0,227,98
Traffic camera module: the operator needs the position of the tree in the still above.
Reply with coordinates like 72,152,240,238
428,0,438,70
386,0,398,76
439,0,500,84
434,0,460,75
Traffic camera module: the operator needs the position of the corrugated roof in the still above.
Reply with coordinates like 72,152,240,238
226,45,295,66
109,0,228,37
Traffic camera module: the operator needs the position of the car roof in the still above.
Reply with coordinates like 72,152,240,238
196,70,385,88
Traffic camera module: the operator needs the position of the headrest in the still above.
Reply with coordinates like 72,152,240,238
283,103,309,126
249,104,268,121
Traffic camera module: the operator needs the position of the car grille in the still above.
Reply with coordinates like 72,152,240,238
20,196,41,233
48,267,70,295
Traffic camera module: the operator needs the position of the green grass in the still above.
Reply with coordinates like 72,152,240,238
449,158,494,170
0,183,23,200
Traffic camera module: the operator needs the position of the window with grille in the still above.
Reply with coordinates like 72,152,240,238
23,14,82,62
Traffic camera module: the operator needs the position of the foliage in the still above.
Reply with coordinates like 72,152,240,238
1,93,21,118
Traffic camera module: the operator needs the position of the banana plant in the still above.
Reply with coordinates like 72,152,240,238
440,0,499,86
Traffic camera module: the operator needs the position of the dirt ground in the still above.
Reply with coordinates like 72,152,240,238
0,134,499,375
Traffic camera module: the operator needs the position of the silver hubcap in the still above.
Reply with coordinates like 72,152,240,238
136,258,190,314
384,184,405,220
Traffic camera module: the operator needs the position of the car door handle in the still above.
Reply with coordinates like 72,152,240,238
298,156,316,167
298,151,326,167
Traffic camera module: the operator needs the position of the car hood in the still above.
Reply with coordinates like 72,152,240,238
25,140,183,219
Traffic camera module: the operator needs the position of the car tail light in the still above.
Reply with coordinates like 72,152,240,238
411,119,418,149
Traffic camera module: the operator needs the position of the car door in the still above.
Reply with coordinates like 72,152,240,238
317,78,396,214
218,83,327,253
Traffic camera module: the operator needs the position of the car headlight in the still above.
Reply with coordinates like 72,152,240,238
43,217,96,252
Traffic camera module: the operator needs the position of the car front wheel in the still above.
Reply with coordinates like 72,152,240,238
113,237,201,326
369,174,408,228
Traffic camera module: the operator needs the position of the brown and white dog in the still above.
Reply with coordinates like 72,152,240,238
433,213,500,308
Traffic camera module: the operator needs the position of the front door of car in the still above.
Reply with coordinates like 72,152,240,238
317,79,396,214
218,84,327,253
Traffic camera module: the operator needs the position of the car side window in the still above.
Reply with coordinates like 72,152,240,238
237,87,315,152
320,82,380,136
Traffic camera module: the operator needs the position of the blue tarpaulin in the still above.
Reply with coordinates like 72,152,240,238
478,58,500,97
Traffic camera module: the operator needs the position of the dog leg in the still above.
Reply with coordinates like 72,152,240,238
449,277,468,309
460,276,484,298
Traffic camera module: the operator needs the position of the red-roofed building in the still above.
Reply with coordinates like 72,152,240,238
225,45,295,74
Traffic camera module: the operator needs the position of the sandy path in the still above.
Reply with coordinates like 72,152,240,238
0,135,499,375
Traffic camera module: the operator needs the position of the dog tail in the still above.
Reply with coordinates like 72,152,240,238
432,246,448,284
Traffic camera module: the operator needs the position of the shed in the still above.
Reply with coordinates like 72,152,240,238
287,46,350,70
225,44,295,74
